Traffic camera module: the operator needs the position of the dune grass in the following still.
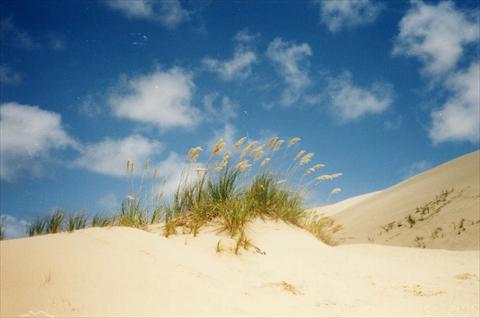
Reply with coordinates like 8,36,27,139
23,135,343,253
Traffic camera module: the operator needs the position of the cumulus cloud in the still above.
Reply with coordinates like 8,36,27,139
315,0,383,32
393,1,479,76
0,102,76,181
0,214,29,239
327,73,393,121
203,29,258,81
109,68,200,130
203,93,238,121
0,64,22,85
105,0,190,29
73,135,162,177
266,37,312,106
429,62,480,144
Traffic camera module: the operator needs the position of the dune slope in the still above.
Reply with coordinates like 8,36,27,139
1,221,479,317
319,150,480,250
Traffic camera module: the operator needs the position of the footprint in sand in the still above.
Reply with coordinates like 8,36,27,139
402,284,445,297
263,281,304,295
455,273,478,281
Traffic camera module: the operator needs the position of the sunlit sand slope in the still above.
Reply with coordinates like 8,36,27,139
1,220,479,317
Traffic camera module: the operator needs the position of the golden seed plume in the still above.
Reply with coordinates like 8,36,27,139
294,150,306,161
212,138,225,155
268,136,278,148
273,139,285,152
240,141,258,158
153,167,158,179
315,173,343,181
234,137,247,148
251,144,265,160
303,163,325,176
288,137,301,147
127,195,135,201
195,166,208,173
331,188,342,194
261,157,271,167
277,179,287,184
299,152,314,165
188,146,203,162
235,160,251,171
215,152,230,171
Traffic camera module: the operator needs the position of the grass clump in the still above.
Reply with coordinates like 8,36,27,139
27,217,47,236
91,214,113,227
66,213,88,232
46,210,65,234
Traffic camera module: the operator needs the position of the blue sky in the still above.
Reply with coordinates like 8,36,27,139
1,0,479,238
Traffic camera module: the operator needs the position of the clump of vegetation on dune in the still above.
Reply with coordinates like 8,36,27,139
23,135,343,251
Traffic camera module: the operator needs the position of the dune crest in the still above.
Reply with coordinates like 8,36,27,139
315,150,480,250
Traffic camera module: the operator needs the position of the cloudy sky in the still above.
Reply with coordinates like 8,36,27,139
1,0,479,238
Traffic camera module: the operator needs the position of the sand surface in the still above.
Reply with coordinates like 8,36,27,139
1,220,479,317
1,151,479,317
316,150,480,250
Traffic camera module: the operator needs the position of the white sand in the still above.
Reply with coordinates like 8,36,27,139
1,221,479,317
1,150,479,317
323,150,480,250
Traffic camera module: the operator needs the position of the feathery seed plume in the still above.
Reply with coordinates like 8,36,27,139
300,152,314,165
234,137,247,148
261,158,271,167
288,137,301,147
235,160,251,171
241,141,258,158
127,195,135,201
331,188,342,194
294,150,306,161
212,138,225,155
268,136,279,148
188,146,203,162
273,139,284,152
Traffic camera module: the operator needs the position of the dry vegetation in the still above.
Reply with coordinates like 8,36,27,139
22,135,343,251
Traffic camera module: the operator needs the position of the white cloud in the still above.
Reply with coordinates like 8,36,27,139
0,214,28,239
105,0,190,29
429,62,480,144
74,135,163,177
109,68,200,130
266,37,312,106
203,93,238,121
393,1,479,76
315,0,383,32
327,73,393,121
0,102,76,181
203,29,258,81
0,64,22,85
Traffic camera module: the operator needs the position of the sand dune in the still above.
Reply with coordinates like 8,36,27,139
1,221,479,317
1,151,479,317
314,150,480,250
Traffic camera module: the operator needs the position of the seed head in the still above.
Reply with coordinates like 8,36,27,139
331,188,342,194
127,195,135,201
212,138,225,155
288,137,301,147
300,152,314,165
268,136,279,148
234,137,247,148
188,146,203,162
241,141,258,158
235,160,251,171
277,179,287,184
273,139,284,152
195,166,208,174
261,158,271,167
294,150,306,161
153,168,158,179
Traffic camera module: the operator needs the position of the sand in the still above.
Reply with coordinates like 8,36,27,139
1,150,479,317
316,150,480,250
0,221,478,317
